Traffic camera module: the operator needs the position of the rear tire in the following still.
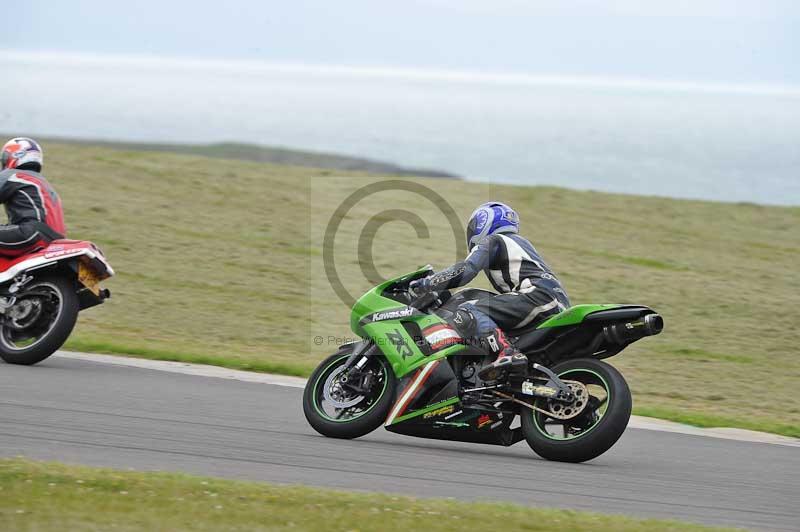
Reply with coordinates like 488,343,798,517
0,274,79,366
303,350,396,439
521,358,631,463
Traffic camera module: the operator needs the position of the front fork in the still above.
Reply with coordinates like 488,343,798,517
339,341,381,394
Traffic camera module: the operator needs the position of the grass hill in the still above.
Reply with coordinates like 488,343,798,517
27,136,459,178
33,141,800,437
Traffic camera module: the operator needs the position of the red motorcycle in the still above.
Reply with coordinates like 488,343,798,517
0,239,113,365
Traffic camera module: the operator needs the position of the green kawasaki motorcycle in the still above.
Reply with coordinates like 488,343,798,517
303,266,663,463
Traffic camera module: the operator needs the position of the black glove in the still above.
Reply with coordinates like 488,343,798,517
408,277,432,299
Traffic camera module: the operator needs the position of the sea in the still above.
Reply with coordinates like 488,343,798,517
2,51,799,205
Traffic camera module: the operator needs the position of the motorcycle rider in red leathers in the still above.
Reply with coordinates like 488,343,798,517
0,138,65,257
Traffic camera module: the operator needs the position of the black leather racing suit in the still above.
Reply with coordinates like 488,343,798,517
425,233,570,338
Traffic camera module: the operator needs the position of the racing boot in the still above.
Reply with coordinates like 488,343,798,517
477,328,527,383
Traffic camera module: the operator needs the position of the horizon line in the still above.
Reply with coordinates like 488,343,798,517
2,48,800,97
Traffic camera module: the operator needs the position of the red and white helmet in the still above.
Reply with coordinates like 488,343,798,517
1,137,43,172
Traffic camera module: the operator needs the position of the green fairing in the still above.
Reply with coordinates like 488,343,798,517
350,267,466,378
536,304,623,329
351,271,629,378
349,266,431,336
390,397,460,425
362,317,465,378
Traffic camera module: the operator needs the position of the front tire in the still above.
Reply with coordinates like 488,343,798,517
303,350,396,439
0,274,79,366
521,358,632,463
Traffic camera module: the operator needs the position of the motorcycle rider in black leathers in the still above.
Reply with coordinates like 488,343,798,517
410,202,570,382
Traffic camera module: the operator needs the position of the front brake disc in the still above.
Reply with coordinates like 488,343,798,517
322,366,365,409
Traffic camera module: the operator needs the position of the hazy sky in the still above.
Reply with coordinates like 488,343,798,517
4,0,798,84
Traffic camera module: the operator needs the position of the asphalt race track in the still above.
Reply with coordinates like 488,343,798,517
1,354,798,531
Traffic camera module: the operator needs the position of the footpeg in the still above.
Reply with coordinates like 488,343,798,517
478,353,527,382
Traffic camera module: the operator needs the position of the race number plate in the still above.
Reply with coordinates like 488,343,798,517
78,262,102,296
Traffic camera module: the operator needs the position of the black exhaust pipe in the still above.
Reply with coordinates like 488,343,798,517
603,313,663,345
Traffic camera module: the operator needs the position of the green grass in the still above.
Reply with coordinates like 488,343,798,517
0,459,732,532
37,141,800,437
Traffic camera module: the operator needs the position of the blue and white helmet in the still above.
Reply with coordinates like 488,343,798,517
466,201,519,250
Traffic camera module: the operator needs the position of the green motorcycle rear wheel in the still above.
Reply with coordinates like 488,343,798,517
521,358,631,463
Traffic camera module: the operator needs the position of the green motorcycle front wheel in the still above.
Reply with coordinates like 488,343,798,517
303,350,396,439
521,358,632,463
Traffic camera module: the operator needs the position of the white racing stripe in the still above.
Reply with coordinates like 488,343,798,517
53,351,800,447
384,360,439,426
423,326,461,350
